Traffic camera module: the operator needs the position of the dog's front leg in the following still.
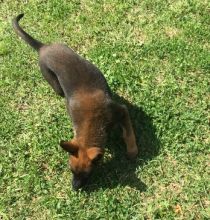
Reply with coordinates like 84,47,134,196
111,103,138,159
120,105,138,159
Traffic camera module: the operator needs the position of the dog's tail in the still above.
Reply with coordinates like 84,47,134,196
12,14,44,52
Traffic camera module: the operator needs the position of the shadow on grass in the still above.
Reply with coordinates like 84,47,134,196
83,94,160,192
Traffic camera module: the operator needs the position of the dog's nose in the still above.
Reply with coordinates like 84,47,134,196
72,178,82,190
72,176,88,190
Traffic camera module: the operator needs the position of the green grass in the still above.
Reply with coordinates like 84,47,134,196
0,0,209,219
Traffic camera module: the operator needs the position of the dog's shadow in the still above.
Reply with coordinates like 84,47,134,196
83,94,160,192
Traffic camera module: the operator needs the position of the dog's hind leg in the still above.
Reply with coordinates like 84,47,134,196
39,63,65,97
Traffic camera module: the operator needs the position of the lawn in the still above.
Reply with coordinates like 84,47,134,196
0,0,209,219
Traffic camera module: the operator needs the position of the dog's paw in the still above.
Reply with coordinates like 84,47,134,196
126,148,138,160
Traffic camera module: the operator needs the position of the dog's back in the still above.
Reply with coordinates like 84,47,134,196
13,13,111,98
39,44,111,97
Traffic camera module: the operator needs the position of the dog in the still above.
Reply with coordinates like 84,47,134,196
12,14,138,190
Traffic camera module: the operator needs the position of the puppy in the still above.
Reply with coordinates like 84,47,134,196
13,14,138,190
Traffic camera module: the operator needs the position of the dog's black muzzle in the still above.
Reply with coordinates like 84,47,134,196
72,174,89,190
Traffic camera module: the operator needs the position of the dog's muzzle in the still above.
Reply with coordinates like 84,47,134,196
72,175,89,190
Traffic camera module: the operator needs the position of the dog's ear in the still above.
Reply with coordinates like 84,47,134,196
60,140,78,155
87,147,104,162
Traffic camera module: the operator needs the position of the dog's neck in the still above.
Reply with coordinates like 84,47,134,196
75,117,108,147
69,89,111,148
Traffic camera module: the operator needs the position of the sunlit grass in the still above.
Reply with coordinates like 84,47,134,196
0,0,209,219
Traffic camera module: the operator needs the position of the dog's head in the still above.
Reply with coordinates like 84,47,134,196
60,140,104,190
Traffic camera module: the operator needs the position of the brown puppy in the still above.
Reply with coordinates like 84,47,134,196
13,14,138,190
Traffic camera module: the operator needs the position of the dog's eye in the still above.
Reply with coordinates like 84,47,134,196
79,171,90,179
